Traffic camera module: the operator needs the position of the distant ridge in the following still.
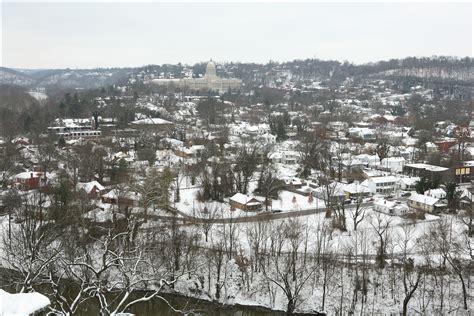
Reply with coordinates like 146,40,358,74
1,56,472,88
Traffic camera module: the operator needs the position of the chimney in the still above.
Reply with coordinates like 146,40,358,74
30,173,33,178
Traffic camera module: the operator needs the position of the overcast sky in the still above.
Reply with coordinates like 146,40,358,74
1,2,472,69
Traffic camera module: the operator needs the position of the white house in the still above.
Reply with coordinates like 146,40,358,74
354,154,380,167
374,199,409,215
362,176,399,195
380,157,405,173
348,127,376,141
270,151,299,165
397,177,419,191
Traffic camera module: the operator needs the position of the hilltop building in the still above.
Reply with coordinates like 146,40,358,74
152,61,242,93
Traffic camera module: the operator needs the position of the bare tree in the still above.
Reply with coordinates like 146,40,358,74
261,219,317,315
63,228,190,316
332,197,347,231
459,191,473,237
128,169,161,221
195,203,219,242
429,219,470,311
350,196,367,231
233,144,259,194
245,220,269,275
296,131,326,178
369,213,392,269
375,141,390,162
397,224,422,316
254,165,285,212
1,188,21,244
2,192,62,293
226,213,240,261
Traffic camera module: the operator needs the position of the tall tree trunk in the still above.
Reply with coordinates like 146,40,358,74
457,272,468,310
286,297,295,315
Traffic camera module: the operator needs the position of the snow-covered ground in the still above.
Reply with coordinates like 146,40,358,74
175,174,325,219
0,289,50,315
169,209,470,314
0,202,471,314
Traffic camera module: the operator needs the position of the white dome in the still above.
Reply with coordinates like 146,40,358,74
205,61,217,78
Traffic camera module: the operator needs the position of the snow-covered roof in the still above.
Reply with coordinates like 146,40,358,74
424,188,446,198
77,181,105,193
408,192,439,206
459,188,473,201
82,208,119,222
374,199,397,209
398,177,419,185
130,118,172,125
405,163,449,172
14,171,43,179
162,138,184,147
369,176,399,183
381,157,405,163
229,193,260,205
354,154,380,164
462,160,474,167
343,182,371,194
102,189,142,201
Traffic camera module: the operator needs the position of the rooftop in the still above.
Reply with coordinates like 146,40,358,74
405,163,449,172
408,192,439,206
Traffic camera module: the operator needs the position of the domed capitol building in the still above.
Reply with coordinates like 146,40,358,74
151,61,242,93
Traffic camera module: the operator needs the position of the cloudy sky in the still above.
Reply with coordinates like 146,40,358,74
1,1,472,69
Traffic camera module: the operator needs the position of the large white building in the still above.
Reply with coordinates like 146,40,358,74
152,61,242,93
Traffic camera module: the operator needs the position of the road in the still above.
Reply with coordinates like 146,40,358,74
138,203,374,224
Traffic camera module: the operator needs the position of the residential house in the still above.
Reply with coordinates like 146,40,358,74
407,192,446,214
348,127,376,141
13,171,44,190
229,193,262,212
284,178,305,189
362,176,399,195
354,154,380,168
269,151,299,165
397,177,419,191
380,157,405,173
374,199,409,216
101,189,142,207
424,188,446,199
77,181,105,199
342,182,372,198
130,117,174,132
312,183,347,201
